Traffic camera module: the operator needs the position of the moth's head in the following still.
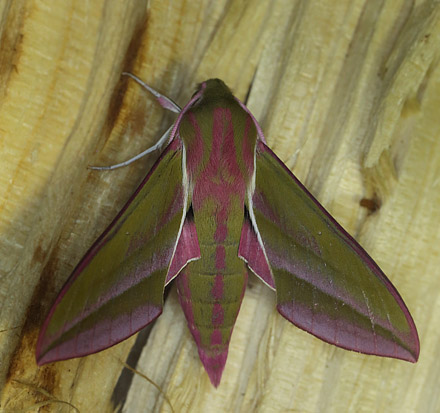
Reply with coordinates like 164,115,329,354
201,78,231,95
192,79,233,104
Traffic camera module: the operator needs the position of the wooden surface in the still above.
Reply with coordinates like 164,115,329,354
1,0,439,412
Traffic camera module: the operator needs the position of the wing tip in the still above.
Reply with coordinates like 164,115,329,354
277,303,420,364
35,307,164,367
405,329,420,363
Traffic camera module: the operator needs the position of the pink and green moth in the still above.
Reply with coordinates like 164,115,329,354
36,74,419,387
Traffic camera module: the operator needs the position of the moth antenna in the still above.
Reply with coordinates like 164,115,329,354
88,125,173,170
122,72,182,113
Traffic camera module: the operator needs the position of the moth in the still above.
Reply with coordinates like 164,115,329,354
37,75,419,387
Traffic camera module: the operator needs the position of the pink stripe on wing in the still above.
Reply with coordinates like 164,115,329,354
176,270,202,346
166,218,201,284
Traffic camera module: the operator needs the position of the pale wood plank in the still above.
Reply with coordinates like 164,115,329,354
1,1,439,412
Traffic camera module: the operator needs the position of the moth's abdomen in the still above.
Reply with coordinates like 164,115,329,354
176,242,247,387
176,96,258,386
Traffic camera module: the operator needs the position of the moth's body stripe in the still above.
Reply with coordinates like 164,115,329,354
175,100,257,385
212,273,224,300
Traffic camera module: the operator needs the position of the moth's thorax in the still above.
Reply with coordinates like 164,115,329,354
179,98,257,211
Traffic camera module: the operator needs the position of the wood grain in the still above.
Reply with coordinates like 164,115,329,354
1,0,439,412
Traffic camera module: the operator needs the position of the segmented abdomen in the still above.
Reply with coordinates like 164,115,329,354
176,240,247,384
